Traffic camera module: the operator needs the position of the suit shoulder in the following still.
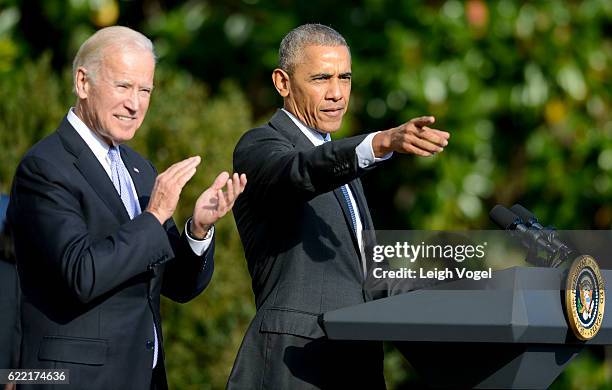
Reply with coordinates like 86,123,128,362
11,132,76,196
21,131,64,161
15,132,73,175
235,124,289,152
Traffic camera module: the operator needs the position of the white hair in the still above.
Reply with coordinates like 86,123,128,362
72,26,156,93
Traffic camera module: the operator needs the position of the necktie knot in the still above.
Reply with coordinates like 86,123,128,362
108,147,123,171
108,146,120,160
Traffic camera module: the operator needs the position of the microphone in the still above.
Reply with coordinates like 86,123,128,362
509,204,544,229
510,204,573,267
489,205,557,266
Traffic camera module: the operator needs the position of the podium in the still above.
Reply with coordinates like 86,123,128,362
322,267,612,389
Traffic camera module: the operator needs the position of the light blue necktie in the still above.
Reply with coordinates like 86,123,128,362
108,147,158,368
108,146,141,219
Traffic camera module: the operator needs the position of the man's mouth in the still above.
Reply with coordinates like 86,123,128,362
115,115,136,121
320,108,344,117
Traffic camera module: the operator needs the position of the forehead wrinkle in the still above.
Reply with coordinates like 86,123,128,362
101,52,154,87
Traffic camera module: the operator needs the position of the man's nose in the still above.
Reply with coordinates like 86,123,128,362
326,78,343,101
124,90,139,112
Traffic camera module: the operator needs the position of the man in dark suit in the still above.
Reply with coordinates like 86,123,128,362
228,24,449,389
7,26,246,389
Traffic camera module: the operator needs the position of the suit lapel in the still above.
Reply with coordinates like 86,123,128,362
57,118,130,224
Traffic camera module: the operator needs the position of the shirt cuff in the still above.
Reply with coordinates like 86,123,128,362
184,219,214,256
356,132,393,168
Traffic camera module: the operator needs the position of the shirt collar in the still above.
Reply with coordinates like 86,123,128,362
281,108,330,146
67,107,112,162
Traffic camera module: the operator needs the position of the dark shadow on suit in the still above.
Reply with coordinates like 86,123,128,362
283,337,386,389
0,194,20,371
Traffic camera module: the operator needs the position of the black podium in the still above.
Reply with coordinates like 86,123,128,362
322,267,612,389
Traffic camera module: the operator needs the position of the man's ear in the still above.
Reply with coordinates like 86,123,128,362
272,68,290,98
75,67,90,99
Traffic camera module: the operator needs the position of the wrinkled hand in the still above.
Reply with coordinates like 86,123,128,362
146,156,201,224
190,172,247,239
373,116,450,157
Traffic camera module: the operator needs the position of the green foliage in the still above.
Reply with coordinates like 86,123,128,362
0,54,71,191
551,349,612,390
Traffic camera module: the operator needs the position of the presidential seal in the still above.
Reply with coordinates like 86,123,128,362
565,255,605,340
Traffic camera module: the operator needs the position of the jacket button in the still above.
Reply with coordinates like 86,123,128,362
146,340,154,350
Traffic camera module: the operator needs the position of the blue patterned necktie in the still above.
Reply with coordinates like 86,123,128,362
320,133,358,234
107,146,141,219
108,147,157,367
340,184,358,234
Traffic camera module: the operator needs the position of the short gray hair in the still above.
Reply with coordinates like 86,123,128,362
72,26,156,93
279,23,349,73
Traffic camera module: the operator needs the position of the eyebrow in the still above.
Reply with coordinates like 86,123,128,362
310,73,332,80
114,80,154,90
309,72,352,80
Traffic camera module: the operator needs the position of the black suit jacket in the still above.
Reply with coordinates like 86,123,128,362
228,110,382,388
7,117,215,389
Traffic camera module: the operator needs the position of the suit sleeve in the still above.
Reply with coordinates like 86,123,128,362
159,220,215,303
233,127,374,206
139,159,214,304
9,155,193,303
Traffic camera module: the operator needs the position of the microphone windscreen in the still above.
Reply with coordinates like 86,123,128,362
489,205,520,229
510,204,536,223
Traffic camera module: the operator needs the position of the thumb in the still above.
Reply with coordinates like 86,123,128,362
211,171,230,191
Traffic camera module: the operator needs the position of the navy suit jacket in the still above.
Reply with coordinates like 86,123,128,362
8,117,214,389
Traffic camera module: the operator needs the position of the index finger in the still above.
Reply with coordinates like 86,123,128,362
410,116,435,127
162,156,201,176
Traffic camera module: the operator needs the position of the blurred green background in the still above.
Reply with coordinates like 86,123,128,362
0,0,610,388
